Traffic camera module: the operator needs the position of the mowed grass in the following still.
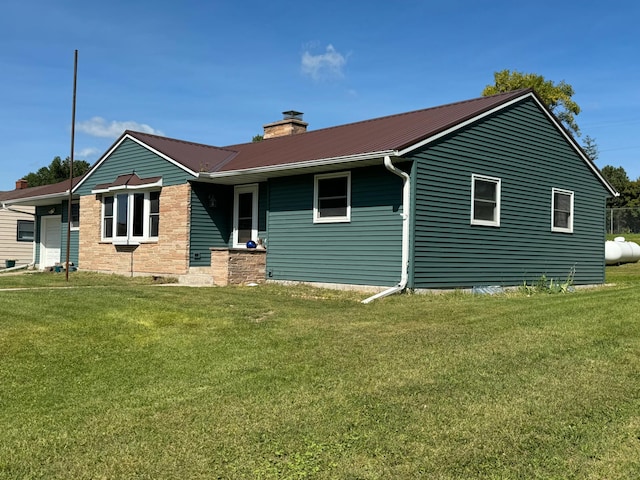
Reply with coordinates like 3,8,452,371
1,271,640,478
606,233,640,243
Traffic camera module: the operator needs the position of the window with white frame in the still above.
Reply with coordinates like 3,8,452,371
314,172,351,223
552,188,574,233
70,201,80,230
17,220,34,242
101,191,160,243
471,174,501,226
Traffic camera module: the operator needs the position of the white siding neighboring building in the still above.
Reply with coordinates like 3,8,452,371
1,202,35,267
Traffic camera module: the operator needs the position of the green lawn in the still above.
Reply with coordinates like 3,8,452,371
1,271,640,478
606,232,640,243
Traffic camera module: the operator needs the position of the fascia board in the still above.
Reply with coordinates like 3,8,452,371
526,96,619,197
72,134,130,193
3,191,72,206
72,133,198,194
397,93,536,157
397,91,619,197
199,150,398,181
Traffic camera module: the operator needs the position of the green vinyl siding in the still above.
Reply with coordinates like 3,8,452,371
189,182,268,267
74,138,195,196
411,98,609,289
266,165,403,286
257,182,268,242
61,200,79,267
189,182,233,266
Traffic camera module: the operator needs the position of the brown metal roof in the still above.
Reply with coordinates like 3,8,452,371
94,173,162,191
15,88,602,202
1,176,84,203
124,132,238,173
215,89,532,172
122,89,532,175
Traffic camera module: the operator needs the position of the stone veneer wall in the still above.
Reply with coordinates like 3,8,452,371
211,248,266,286
78,183,191,276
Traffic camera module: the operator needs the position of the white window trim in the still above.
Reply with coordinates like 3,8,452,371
551,188,574,233
101,190,160,244
70,201,80,231
232,184,259,248
313,171,351,224
471,174,501,227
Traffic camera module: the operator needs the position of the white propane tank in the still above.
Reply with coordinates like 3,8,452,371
605,241,622,265
606,237,640,265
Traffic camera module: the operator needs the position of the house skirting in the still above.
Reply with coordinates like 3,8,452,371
210,248,266,286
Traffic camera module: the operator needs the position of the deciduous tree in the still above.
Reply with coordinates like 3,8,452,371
482,69,581,136
22,156,90,187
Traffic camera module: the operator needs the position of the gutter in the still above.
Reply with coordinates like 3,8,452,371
361,155,411,304
1,191,71,207
197,150,398,182
1,202,37,216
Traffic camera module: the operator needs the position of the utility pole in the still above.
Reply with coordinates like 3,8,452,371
66,50,78,282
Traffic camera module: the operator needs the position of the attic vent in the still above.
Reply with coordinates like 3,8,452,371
263,110,308,139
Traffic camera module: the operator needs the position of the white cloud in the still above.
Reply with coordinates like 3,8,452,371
75,147,100,159
301,44,347,81
76,117,165,139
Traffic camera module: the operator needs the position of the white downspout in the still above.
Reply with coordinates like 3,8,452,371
362,155,411,304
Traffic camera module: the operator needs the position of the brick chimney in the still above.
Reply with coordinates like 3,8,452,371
15,179,28,190
263,111,308,139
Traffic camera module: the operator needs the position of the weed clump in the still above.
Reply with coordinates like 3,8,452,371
520,268,575,295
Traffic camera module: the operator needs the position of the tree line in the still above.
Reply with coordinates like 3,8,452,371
600,165,640,233
21,156,90,188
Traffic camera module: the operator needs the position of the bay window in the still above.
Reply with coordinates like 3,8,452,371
102,191,160,243
103,196,114,238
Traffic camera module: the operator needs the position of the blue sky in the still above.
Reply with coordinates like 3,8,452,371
1,0,638,191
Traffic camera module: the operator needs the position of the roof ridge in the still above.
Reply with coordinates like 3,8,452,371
223,89,531,148
315,89,532,132
125,130,238,154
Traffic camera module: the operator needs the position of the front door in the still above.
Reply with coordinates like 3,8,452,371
232,184,258,248
40,215,61,268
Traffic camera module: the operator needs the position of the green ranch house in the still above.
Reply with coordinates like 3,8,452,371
2,89,617,297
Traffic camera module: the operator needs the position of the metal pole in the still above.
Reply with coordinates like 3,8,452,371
66,50,78,282
611,208,614,235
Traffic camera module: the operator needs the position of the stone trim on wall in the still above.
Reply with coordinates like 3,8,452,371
78,183,192,276
211,247,266,286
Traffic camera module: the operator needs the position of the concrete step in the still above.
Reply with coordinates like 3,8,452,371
178,273,214,286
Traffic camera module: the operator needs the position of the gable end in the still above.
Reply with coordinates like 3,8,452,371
74,137,197,196
73,133,199,195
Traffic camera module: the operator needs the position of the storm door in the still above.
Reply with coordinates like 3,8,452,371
232,184,258,247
